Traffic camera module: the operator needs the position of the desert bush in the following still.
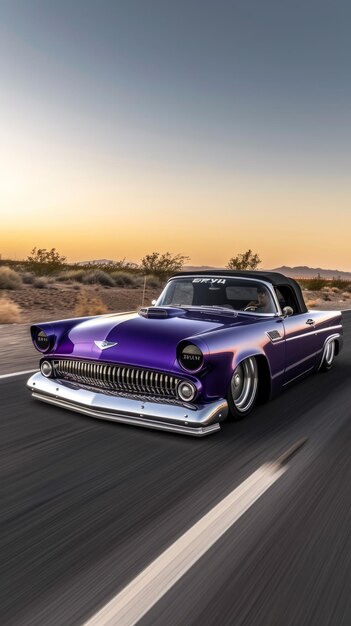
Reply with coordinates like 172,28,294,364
342,292,351,300
56,269,86,282
0,296,21,323
74,290,108,316
146,274,164,290
33,277,49,289
26,247,67,275
140,251,189,277
306,299,319,308
321,293,332,301
226,249,261,270
298,277,327,291
111,271,140,287
330,279,350,290
0,267,23,290
330,287,340,294
21,271,35,284
81,270,115,287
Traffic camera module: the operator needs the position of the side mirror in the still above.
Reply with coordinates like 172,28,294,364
151,299,157,306
282,306,294,317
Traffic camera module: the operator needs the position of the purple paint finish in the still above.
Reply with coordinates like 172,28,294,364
31,306,343,404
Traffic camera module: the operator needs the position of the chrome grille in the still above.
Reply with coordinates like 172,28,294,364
52,359,180,398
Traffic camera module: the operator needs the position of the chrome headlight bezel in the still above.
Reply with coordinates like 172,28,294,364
34,330,51,352
177,342,204,373
40,360,54,378
177,380,197,402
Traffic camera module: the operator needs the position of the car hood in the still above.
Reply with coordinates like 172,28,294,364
53,308,257,371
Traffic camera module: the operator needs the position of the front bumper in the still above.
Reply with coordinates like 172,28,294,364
27,372,228,436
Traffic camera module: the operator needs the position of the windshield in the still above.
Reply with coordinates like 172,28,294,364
156,277,278,314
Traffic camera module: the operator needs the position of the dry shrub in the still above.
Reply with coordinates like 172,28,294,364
81,270,115,287
56,269,86,282
0,297,21,323
331,287,340,293
111,271,141,288
306,299,318,308
0,267,23,289
75,290,108,316
342,292,351,300
21,271,35,284
321,286,332,293
330,279,350,290
33,277,49,289
299,277,327,291
146,274,164,290
321,293,332,301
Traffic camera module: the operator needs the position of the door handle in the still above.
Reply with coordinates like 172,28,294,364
306,319,315,326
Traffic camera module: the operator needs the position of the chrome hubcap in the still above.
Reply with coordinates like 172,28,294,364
230,358,258,412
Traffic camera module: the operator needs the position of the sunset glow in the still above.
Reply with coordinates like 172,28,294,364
1,1,350,271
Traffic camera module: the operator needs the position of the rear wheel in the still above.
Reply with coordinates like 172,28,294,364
228,357,259,420
319,340,336,372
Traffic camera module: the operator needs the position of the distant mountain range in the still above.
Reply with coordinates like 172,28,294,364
270,266,351,280
185,265,351,279
74,261,351,280
76,259,116,266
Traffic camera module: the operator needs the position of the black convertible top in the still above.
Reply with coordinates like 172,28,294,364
172,270,308,313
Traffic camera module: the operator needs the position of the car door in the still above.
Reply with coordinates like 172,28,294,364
282,313,319,384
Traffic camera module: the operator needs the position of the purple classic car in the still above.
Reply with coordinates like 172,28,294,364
27,271,343,436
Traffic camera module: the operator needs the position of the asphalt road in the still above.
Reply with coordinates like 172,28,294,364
1,312,351,626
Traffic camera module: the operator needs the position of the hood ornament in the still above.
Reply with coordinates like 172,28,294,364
94,340,118,350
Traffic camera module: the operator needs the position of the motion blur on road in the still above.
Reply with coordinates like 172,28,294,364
1,312,351,626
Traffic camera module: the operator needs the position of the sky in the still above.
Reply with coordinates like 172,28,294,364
1,0,350,270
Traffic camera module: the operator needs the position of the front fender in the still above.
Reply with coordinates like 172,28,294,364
200,348,272,402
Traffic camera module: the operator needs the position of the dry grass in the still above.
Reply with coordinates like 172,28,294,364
56,269,87,282
0,297,21,323
342,292,351,300
74,290,108,316
306,299,319,308
0,267,23,290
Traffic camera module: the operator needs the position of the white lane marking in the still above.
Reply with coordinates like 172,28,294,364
84,462,286,626
0,369,38,380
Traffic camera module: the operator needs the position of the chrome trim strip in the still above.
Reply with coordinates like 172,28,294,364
314,325,342,334
27,373,228,437
282,366,315,386
285,324,342,342
285,333,314,342
31,394,221,437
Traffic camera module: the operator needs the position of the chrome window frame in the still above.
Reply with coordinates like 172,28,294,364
156,275,283,317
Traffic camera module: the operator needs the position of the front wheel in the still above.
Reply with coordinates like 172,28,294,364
228,357,259,420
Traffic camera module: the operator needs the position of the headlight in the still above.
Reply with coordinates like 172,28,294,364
177,381,197,402
40,360,53,377
34,330,51,352
178,343,204,372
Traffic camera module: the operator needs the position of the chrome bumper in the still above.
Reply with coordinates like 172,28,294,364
27,372,228,436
